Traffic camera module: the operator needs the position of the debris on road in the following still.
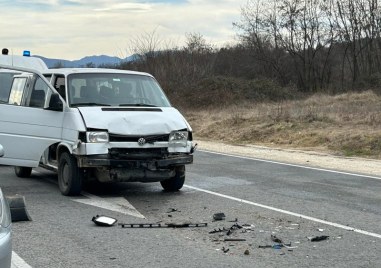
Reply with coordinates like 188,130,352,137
209,227,228,234
309,235,330,242
92,215,118,227
224,238,246,242
271,234,283,244
119,222,208,228
167,208,180,213
244,249,250,255
213,212,226,221
222,247,230,253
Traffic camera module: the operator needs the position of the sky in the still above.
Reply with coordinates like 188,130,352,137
0,0,246,60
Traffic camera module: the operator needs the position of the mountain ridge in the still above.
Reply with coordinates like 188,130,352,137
36,54,137,68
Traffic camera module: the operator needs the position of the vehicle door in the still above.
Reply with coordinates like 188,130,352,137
0,67,65,167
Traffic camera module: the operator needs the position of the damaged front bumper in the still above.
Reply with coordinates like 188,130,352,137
77,154,193,168
77,154,193,183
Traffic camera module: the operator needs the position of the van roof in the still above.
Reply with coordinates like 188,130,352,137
0,55,48,72
44,68,153,77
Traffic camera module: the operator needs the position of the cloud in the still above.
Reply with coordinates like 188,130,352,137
0,0,245,59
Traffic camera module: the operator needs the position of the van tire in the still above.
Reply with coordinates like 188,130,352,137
14,167,32,178
58,152,83,196
160,165,185,191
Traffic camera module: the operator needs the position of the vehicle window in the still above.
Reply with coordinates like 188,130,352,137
27,77,49,108
67,73,171,107
8,77,27,105
54,76,66,99
43,74,52,82
0,72,19,103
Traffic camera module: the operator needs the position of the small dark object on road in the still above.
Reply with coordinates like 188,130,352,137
258,245,273,249
310,235,330,242
119,222,208,228
271,234,283,244
222,247,229,253
167,208,180,213
224,238,246,242
213,213,226,221
209,228,227,234
244,249,250,255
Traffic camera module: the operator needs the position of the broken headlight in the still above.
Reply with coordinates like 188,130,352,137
86,132,109,143
168,131,188,147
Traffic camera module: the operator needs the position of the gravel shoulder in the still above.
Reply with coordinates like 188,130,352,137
196,140,381,177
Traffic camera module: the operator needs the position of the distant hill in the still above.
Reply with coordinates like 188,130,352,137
36,54,137,68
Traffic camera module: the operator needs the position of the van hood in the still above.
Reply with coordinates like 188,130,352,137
77,107,189,135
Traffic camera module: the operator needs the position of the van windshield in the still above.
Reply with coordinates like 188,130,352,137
67,73,171,107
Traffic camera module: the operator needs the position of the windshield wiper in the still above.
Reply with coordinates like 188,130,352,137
71,103,111,107
119,103,158,107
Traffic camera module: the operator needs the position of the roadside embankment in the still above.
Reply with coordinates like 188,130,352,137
196,140,381,177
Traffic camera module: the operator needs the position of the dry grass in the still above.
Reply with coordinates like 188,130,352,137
184,91,381,159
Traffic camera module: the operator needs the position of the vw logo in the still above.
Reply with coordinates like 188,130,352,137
138,138,146,146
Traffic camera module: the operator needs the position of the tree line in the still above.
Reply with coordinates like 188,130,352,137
120,0,381,108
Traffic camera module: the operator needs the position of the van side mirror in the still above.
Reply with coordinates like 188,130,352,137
0,144,4,157
46,93,63,111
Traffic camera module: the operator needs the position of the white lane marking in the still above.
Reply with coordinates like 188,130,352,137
72,192,145,219
12,251,32,268
199,150,381,180
184,184,381,240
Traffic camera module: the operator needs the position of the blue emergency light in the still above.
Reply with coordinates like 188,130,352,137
23,50,31,57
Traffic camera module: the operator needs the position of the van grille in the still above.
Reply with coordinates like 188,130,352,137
109,134,169,143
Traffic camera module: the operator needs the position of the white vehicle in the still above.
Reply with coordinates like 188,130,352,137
0,56,194,195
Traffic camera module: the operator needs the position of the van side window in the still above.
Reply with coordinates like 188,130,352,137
8,77,27,105
28,77,49,108
0,72,18,103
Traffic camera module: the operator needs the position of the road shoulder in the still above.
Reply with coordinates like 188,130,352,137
197,140,381,177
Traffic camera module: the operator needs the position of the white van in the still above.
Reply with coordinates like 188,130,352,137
0,62,194,195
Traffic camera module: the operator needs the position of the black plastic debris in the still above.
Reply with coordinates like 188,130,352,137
92,215,117,227
213,213,226,221
119,222,208,228
271,234,283,244
309,235,330,242
222,247,230,253
259,242,294,249
224,238,246,242
227,223,243,236
209,227,227,234
167,208,180,213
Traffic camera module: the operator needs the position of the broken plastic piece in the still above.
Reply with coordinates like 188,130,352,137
213,213,226,221
92,215,117,227
309,235,329,242
272,244,283,250
209,228,227,234
119,222,207,228
271,234,283,244
224,238,246,242
258,245,273,249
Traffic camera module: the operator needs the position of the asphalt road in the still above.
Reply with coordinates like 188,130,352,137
1,150,381,268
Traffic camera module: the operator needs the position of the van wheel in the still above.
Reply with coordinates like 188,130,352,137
160,165,185,191
58,152,83,196
14,167,32,178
